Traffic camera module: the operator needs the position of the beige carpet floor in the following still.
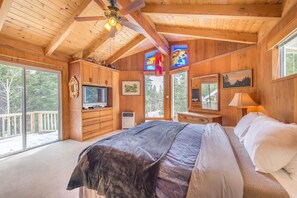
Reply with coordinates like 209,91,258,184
0,131,120,198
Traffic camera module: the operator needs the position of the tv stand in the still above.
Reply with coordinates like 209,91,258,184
69,60,120,141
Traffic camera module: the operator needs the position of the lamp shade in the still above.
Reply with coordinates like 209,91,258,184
229,93,258,107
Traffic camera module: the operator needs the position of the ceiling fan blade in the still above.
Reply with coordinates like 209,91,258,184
109,26,116,38
119,0,145,15
74,16,106,22
119,19,143,33
94,0,108,10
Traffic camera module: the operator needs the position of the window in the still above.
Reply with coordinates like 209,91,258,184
171,45,189,69
279,32,297,77
171,71,188,120
145,50,159,71
145,75,164,118
0,63,61,157
201,83,218,110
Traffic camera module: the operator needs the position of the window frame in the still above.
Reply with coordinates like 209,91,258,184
278,31,297,78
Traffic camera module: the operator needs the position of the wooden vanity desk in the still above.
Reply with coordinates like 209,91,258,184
178,112,222,125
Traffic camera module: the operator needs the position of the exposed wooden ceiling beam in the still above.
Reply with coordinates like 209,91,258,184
0,0,13,31
267,2,297,50
45,0,93,56
83,30,111,59
106,34,146,64
116,0,169,55
156,25,258,44
141,4,282,20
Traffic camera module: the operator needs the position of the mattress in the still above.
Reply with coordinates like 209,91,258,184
225,127,289,198
272,169,297,198
78,125,290,198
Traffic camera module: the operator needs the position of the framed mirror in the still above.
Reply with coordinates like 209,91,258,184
69,76,79,98
191,74,219,111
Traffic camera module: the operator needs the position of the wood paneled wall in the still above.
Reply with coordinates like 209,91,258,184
0,35,71,139
257,3,297,124
115,39,253,126
119,71,145,125
189,46,258,126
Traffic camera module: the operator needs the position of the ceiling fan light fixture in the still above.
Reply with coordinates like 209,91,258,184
108,17,117,26
104,22,112,31
116,23,122,32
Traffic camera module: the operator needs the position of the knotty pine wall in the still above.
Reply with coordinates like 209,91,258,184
257,38,297,123
0,35,71,140
257,2,297,124
189,46,258,126
115,40,255,126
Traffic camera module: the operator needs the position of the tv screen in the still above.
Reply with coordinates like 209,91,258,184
192,89,199,102
83,86,107,108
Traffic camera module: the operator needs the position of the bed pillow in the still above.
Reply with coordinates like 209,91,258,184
285,154,297,181
234,112,263,141
244,116,297,173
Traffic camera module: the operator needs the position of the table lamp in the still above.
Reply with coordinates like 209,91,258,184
229,93,258,123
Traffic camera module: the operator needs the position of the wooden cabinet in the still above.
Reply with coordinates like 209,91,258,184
69,60,120,141
99,67,112,87
81,108,113,141
82,62,99,85
112,71,120,130
178,112,222,125
78,60,113,87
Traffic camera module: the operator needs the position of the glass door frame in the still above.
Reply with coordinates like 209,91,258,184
144,74,165,120
170,70,188,120
0,60,62,158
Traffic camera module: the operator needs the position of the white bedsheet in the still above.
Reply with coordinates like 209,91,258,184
186,123,243,198
272,169,297,198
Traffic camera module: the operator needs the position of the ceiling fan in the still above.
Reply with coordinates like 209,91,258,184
74,0,145,38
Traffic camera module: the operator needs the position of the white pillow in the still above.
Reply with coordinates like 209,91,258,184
244,116,297,173
234,112,263,141
285,154,297,181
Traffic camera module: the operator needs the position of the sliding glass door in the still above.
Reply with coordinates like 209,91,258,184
171,71,188,120
0,63,60,157
26,69,60,149
0,64,24,156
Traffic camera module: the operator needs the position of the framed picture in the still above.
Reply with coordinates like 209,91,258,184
222,69,253,88
122,81,140,95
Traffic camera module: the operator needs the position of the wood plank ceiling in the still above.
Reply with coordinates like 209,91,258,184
0,0,284,63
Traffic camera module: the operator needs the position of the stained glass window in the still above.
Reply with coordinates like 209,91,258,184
171,45,189,69
145,50,159,71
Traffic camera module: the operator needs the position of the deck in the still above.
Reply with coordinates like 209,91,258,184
0,131,59,156
0,111,59,157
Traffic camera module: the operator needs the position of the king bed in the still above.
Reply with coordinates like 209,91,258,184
67,114,297,198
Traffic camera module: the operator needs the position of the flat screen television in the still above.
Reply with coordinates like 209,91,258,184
82,85,107,108
192,89,199,102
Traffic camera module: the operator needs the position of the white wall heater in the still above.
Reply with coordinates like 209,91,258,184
122,112,135,130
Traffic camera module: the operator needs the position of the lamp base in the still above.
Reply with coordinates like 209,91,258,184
236,108,247,123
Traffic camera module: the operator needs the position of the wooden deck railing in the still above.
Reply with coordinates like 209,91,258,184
0,111,58,139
